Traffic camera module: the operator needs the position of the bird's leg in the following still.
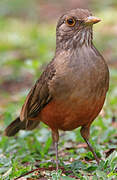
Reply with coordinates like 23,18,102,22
52,130,59,170
80,126,100,164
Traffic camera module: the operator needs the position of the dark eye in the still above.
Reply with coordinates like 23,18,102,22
66,17,76,27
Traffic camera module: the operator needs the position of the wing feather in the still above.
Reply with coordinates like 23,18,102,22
20,61,55,121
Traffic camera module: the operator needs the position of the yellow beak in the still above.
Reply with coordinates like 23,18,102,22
84,16,101,25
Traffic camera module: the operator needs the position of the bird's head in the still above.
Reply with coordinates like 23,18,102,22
56,8,101,51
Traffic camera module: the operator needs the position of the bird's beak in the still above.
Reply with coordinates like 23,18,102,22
84,16,101,25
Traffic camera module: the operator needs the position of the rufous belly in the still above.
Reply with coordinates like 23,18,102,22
39,96,105,131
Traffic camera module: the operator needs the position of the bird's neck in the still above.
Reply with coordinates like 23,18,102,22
56,27,93,52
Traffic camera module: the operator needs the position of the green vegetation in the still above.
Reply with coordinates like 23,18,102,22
0,1,117,179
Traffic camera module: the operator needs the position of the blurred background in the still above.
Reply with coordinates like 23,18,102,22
0,0,117,179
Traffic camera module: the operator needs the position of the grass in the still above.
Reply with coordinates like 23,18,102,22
0,8,117,180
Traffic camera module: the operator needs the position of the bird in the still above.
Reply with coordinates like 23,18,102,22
4,8,109,170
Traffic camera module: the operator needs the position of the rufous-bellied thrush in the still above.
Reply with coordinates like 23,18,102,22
4,8,109,169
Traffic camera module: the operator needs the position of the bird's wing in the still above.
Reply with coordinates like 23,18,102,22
20,61,56,121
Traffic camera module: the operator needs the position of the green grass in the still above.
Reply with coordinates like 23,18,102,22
0,10,117,180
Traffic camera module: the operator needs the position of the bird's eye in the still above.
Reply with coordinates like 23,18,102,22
66,17,76,27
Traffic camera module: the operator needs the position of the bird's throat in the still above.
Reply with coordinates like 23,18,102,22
56,27,93,52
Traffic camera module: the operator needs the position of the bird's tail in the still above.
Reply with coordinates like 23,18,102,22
4,117,40,137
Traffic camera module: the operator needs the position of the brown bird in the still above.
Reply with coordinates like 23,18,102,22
4,8,109,169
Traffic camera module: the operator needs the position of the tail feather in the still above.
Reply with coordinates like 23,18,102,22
4,117,40,137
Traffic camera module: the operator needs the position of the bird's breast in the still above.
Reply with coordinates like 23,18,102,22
50,47,108,100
